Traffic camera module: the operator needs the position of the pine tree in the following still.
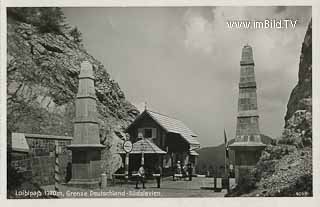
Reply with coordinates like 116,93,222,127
38,7,66,34
70,26,82,43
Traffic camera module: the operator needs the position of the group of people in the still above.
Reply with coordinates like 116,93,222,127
175,161,193,181
135,161,193,189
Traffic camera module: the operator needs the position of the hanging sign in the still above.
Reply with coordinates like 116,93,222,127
123,140,133,153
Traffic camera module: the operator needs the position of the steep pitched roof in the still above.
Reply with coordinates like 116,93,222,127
126,110,200,147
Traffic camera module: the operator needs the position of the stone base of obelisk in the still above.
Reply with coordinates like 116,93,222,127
67,146,105,189
234,165,256,184
229,143,265,184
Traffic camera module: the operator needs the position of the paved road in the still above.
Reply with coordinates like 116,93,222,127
42,177,226,198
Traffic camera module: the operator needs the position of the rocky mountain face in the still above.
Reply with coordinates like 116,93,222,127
250,145,312,196
7,10,139,176
282,20,312,147
256,20,312,196
228,20,312,197
259,20,314,196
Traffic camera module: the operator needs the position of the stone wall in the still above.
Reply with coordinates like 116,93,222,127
11,137,71,186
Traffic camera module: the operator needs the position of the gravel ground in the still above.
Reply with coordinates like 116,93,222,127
41,177,226,198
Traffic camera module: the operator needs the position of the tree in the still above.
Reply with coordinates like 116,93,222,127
8,7,68,34
7,8,38,23
38,8,66,34
70,27,82,43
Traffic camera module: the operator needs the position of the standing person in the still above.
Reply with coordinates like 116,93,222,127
182,165,188,179
176,161,182,174
65,162,72,183
136,165,146,189
175,161,182,180
187,163,193,181
155,165,162,188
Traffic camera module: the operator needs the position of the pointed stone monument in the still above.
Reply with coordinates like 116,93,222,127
229,45,265,182
67,61,105,188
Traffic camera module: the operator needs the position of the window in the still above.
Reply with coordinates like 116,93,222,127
144,128,153,138
138,128,157,139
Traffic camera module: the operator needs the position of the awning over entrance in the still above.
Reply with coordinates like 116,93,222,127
117,138,166,154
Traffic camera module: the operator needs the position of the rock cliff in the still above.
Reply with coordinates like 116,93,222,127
285,20,312,122
7,9,139,176
282,20,312,147
252,20,312,197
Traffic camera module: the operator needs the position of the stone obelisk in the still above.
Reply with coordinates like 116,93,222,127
67,61,105,188
229,45,265,182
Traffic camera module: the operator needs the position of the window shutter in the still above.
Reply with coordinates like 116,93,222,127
138,128,143,139
152,128,157,139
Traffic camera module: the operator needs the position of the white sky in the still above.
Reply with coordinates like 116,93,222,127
63,6,311,147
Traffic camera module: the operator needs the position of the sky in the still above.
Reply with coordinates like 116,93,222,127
63,6,311,147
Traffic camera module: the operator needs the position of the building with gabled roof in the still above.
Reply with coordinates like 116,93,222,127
123,109,200,176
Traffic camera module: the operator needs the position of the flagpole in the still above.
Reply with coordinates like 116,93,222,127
224,129,229,179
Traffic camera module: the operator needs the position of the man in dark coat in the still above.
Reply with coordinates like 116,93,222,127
187,163,193,181
136,165,145,189
66,162,72,183
155,165,162,188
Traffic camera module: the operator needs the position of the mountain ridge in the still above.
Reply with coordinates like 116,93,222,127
196,134,273,176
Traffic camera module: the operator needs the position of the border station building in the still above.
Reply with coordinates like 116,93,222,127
123,109,200,176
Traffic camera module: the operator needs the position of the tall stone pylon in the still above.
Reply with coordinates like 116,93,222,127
67,61,105,188
229,45,265,182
